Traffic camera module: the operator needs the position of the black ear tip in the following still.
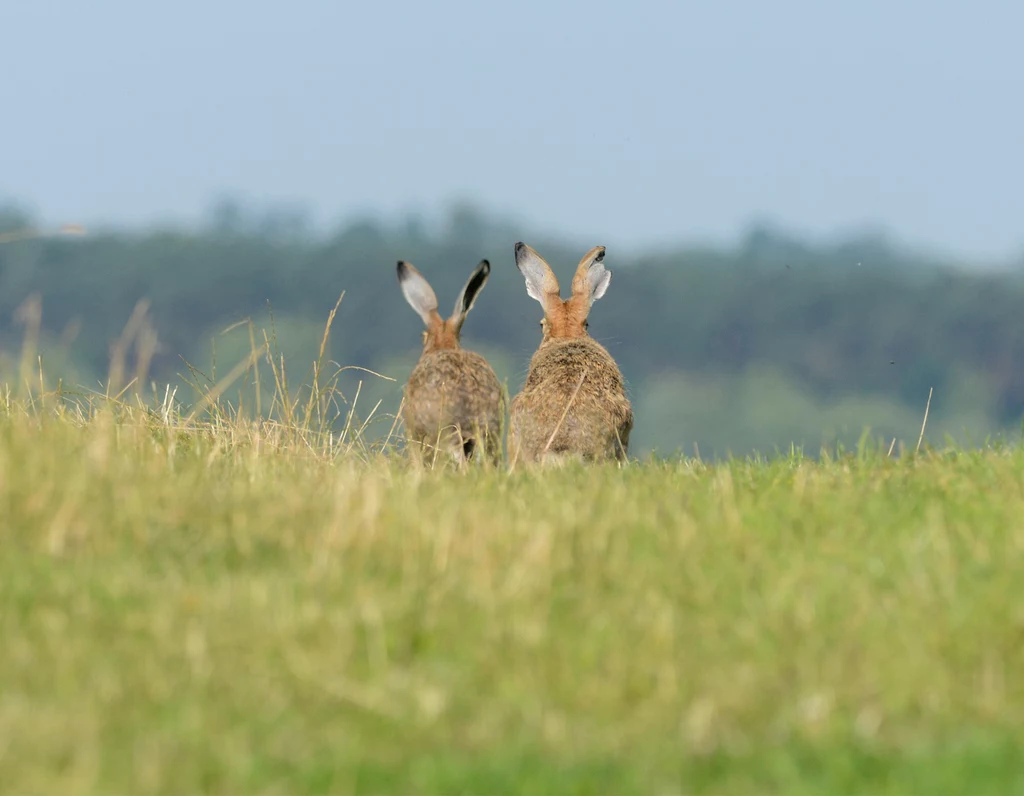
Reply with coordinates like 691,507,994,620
396,260,408,279
514,242,526,254
479,259,490,272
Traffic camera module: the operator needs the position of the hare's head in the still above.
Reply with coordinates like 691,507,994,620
514,242,611,345
397,259,491,353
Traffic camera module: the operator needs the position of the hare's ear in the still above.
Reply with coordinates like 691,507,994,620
397,260,439,327
570,246,611,309
451,259,490,328
514,242,560,307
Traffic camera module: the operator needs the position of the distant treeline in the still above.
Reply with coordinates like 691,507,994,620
1,198,1023,457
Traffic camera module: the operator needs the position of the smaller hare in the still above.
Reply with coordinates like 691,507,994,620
509,242,633,465
397,258,504,465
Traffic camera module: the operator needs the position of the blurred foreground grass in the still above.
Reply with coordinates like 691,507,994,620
2,393,1024,795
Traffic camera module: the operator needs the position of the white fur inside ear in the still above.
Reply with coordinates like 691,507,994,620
588,262,611,302
518,258,555,304
399,269,439,326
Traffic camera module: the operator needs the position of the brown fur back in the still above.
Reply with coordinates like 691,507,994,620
403,349,504,464
510,337,632,463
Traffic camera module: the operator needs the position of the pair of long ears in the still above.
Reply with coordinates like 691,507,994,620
397,259,491,333
514,242,611,315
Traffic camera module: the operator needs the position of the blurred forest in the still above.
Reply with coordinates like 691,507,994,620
1,196,1023,459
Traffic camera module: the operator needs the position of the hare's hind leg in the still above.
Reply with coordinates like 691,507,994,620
480,424,503,468
456,426,498,469
403,436,431,468
406,425,461,470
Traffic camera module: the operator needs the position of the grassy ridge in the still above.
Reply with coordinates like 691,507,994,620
2,398,1024,794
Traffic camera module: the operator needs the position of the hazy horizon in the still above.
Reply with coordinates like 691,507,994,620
4,0,1023,263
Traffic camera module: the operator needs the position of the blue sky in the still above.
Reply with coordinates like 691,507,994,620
3,0,1022,260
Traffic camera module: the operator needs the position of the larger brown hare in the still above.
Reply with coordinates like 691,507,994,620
509,242,633,464
397,258,504,465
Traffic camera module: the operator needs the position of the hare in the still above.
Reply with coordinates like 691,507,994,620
397,258,505,465
509,242,633,465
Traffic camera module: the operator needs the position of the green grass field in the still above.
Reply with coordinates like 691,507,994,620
2,381,1024,796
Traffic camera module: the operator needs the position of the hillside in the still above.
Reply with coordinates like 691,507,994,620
2,396,1022,794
